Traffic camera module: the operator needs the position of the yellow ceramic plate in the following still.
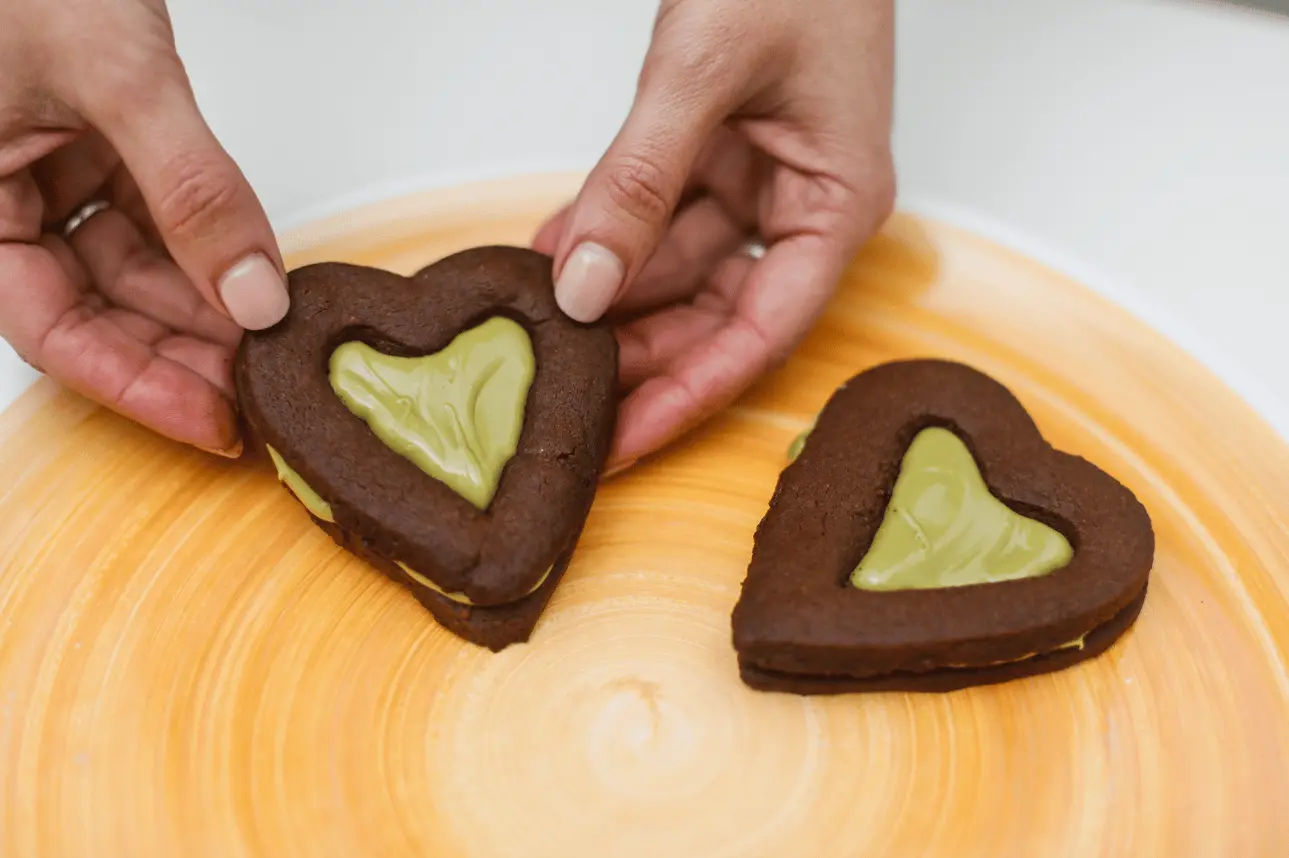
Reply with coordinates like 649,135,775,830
2,175,1287,857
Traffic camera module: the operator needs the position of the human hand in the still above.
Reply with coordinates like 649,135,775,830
0,0,288,456
534,0,896,474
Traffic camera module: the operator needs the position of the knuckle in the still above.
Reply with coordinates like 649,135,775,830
650,3,745,84
855,156,898,235
813,153,898,244
647,43,742,115
153,153,243,240
638,34,745,121
83,50,184,119
603,154,674,226
668,39,731,86
870,158,898,221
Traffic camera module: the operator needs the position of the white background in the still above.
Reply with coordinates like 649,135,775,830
2,0,1287,427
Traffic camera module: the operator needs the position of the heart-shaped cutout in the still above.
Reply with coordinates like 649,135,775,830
851,426,1073,590
329,315,535,511
731,359,1154,694
235,246,617,651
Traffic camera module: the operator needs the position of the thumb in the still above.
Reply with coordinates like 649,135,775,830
552,58,742,323
87,70,289,331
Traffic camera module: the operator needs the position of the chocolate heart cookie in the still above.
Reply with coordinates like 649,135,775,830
235,246,618,651
731,359,1154,693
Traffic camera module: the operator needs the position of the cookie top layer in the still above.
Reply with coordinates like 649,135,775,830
235,246,618,606
731,358,1154,678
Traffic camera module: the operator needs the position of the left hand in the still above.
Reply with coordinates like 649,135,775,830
533,0,897,474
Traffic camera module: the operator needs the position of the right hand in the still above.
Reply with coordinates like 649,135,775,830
533,0,896,473
0,0,288,457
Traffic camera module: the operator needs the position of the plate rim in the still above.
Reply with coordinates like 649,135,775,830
900,193,1289,445
270,168,1289,447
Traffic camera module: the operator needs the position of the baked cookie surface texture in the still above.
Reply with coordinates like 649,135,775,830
236,246,618,651
732,359,1154,693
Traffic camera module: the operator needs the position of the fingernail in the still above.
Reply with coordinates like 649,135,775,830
198,438,243,459
218,253,289,330
555,242,624,323
602,457,638,479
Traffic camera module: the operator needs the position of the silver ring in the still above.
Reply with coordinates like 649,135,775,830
62,199,112,239
739,238,767,259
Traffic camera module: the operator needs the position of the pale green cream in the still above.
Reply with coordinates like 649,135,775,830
266,444,547,606
328,316,535,510
397,562,552,606
851,426,1073,591
786,421,814,463
267,445,334,522
945,634,1086,668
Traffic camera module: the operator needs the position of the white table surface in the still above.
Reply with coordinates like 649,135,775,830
2,0,1287,432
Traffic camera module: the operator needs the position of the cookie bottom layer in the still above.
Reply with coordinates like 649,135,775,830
738,586,1147,695
315,516,575,652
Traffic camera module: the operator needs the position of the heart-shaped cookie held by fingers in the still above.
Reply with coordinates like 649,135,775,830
732,359,1155,693
234,246,618,651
